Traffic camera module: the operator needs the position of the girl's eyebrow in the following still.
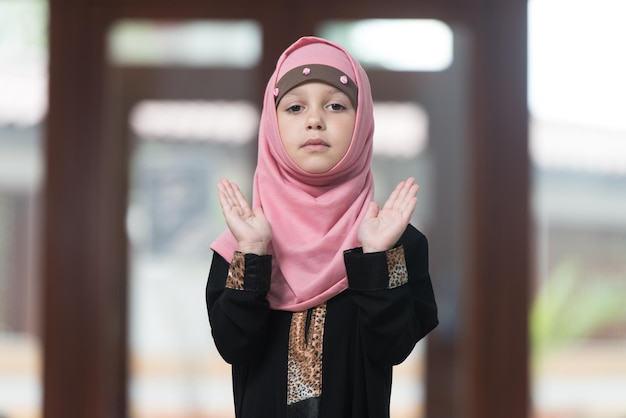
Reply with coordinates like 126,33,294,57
286,84,345,96
278,85,350,107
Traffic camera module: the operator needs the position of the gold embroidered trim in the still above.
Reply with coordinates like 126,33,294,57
287,302,327,405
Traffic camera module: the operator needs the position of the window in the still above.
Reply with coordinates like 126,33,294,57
528,1,626,416
108,19,262,417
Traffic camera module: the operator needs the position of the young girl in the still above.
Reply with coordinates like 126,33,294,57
206,36,438,418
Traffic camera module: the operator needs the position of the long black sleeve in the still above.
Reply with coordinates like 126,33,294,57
206,251,273,364
344,224,438,365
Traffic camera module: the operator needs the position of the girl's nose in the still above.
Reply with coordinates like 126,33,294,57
306,109,325,130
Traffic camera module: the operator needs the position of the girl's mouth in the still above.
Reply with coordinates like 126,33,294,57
302,138,329,149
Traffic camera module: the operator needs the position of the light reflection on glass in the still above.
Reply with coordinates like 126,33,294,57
319,19,453,71
108,20,262,67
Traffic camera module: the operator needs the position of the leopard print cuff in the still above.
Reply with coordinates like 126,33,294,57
226,251,245,290
386,246,408,289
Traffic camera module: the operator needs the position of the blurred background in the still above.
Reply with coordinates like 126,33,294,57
0,0,624,417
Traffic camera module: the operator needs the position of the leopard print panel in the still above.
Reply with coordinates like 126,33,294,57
287,302,327,405
387,245,408,289
225,251,245,290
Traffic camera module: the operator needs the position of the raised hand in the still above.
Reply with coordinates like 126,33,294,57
217,178,272,255
358,178,419,253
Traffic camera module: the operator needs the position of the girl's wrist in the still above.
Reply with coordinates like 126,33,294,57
362,246,383,254
237,242,268,255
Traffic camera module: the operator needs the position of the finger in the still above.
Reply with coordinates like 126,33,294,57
217,189,230,211
396,180,419,210
222,179,239,203
252,206,265,218
395,178,415,202
401,183,419,205
220,179,251,215
217,180,231,206
397,179,417,199
218,178,233,198
400,196,418,219
231,182,251,211
400,184,420,218
386,178,413,211
218,179,237,209
219,190,245,221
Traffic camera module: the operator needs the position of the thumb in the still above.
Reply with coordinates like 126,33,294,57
364,201,379,220
253,206,265,218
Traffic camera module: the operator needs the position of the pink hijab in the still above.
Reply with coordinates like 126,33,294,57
211,36,375,311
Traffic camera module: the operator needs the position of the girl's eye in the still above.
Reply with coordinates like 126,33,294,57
286,104,303,113
328,103,346,111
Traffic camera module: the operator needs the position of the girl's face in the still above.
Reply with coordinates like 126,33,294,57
276,81,356,174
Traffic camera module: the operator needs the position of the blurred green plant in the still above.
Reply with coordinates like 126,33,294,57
530,258,626,369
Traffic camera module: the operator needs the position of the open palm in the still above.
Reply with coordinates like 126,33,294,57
217,178,272,255
358,178,419,253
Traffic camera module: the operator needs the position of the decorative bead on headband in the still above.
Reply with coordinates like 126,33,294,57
274,64,358,109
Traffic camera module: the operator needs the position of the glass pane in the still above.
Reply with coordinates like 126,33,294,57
529,1,626,417
0,0,47,417
127,131,255,417
106,20,261,417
